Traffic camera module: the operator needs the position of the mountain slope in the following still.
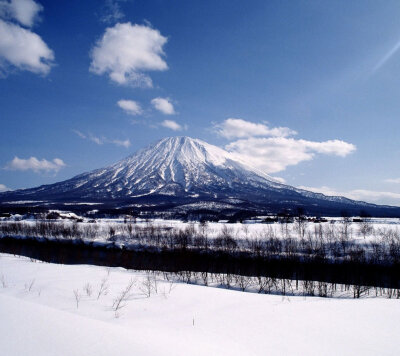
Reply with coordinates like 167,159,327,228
1,136,399,216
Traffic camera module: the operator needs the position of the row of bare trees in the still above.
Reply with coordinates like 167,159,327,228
1,219,400,265
136,269,400,299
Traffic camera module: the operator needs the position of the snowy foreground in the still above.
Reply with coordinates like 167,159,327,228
0,253,399,356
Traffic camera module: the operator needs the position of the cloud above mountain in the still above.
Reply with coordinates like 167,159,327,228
217,118,356,173
90,22,168,87
151,97,175,115
117,99,142,115
5,156,65,173
216,118,296,139
73,130,131,148
161,120,184,131
298,185,400,206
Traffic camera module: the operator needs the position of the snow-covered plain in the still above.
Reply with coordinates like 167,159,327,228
0,253,399,356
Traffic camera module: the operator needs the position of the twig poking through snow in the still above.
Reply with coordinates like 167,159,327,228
25,279,35,292
0,274,6,288
112,278,135,318
73,289,82,308
97,277,109,300
83,283,93,297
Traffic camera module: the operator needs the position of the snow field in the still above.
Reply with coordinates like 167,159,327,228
0,253,400,355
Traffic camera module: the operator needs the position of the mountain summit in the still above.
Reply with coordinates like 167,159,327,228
1,136,400,216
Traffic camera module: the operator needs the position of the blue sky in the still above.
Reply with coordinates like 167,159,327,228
1,0,400,205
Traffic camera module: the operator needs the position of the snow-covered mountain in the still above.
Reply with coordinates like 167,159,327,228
1,136,399,216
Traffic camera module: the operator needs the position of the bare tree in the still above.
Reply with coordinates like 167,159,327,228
340,211,352,254
294,207,308,239
200,272,209,286
138,275,153,298
234,274,251,292
167,279,176,294
359,219,373,239
199,220,208,237
24,279,35,292
97,277,109,299
112,278,135,318
126,222,134,238
73,289,82,308
0,274,6,288
241,224,250,239
83,283,93,297
108,225,116,241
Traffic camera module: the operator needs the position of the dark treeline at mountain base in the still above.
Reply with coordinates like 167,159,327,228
1,203,400,223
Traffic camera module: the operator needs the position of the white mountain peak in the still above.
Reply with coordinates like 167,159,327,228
3,136,393,217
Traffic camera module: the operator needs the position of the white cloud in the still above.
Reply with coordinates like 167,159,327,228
161,120,184,131
117,99,142,115
0,0,42,27
100,0,125,25
111,138,131,148
216,118,296,139
216,118,355,173
0,183,10,192
151,97,175,115
88,134,103,145
0,18,54,75
226,137,356,173
5,156,65,173
384,178,400,184
90,22,168,87
74,130,130,148
72,130,86,139
298,185,400,206
73,131,104,145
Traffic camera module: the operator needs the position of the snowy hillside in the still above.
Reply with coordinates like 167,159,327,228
1,253,400,356
1,137,399,216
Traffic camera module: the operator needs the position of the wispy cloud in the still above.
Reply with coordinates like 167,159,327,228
298,185,400,206
73,129,86,139
373,39,400,72
5,156,66,173
384,178,400,184
111,138,130,148
99,0,125,25
73,130,131,148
